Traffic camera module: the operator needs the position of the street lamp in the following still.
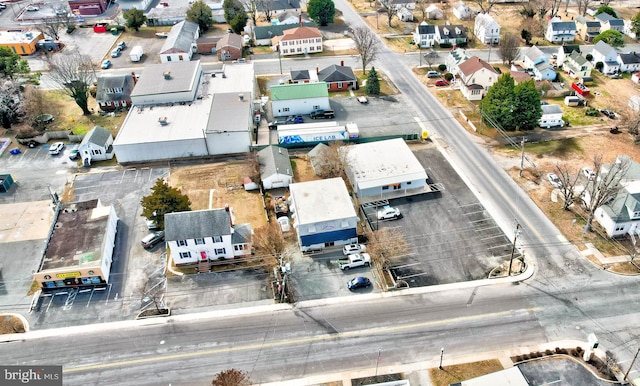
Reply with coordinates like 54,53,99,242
439,348,444,370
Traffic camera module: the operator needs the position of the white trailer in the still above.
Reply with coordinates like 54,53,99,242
278,123,359,145
130,45,144,62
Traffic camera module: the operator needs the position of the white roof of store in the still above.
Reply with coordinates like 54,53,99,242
114,63,254,146
342,138,428,190
131,60,201,98
289,178,356,225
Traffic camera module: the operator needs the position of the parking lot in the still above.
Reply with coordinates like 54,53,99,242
289,143,517,299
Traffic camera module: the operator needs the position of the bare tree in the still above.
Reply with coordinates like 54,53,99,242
245,151,261,183
617,107,640,142
498,33,521,65
315,141,349,178
23,85,48,131
211,368,251,386
257,0,275,22
377,0,398,27
582,155,629,232
36,18,65,40
241,0,258,26
470,0,498,14
253,221,286,257
554,162,582,210
577,0,594,16
46,51,94,115
415,0,429,21
422,48,440,69
351,26,379,73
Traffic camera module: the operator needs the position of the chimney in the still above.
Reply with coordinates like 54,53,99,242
340,60,344,66
316,66,319,74
131,71,137,84
299,14,302,27
225,204,234,227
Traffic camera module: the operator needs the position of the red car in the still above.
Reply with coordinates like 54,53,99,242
435,79,449,87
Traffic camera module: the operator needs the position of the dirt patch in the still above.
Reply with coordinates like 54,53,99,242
168,161,267,227
291,155,323,183
0,315,26,334
428,359,503,386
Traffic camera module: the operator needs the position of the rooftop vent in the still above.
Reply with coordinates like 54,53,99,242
163,71,171,80
158,117,168,126
238,93,244,101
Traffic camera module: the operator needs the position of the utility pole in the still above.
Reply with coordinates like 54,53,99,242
508,223,521,276
624,348,640,381
375,349,381,376
439,348,444,370
519,137,525,177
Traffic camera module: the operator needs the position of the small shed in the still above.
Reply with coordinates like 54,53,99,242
0,174,15,193
258,145,293,189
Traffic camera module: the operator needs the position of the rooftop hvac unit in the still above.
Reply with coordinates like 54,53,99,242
163,71,171,79
238,93,244,101
158,117,168,125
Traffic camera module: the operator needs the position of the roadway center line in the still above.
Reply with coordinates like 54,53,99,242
64,307,540,373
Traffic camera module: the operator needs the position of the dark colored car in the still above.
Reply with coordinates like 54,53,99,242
310,109,335,119
347,276,372,291
600,109,616,119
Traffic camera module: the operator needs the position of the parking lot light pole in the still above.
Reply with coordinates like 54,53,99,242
507,223,521,276
439,348,444,370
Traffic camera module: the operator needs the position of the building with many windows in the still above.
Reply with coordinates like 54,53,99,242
272,25,322,56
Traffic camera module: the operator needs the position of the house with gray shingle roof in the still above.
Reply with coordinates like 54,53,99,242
160,21,199,63
617,51,640,73
545,18,576,43
595,12,624,33
317,62,358,91
96,74,135,112
589,155,640,238
252,22,317,46
290,69,316,83
563,51,592,80
78,126,114,167
576,16,600,42
413,21,436,48
164,208,253,269
523,46,556,81
591,40,620,74
435,24,468,45
258,145,293,189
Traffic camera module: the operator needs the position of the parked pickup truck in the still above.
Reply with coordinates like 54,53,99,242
310,109,335,119
338,253,371,270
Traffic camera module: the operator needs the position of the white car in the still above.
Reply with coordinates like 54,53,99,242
49,142,65,155
583,167,596,180
343,243,366,255
546,173,562,188
377,205,401,220
26,5,39,11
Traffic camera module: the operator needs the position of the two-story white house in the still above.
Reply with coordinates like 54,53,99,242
563,51,593,80
557,45,581,67
289,178,358,252
456,56,498,100
617,51,640,73
165,207,253,270
588,156,640,238
272,25,322,56
523,45,556,81
474,13,500,44
452,1,473,20
591,40,620,74
545,18,577,43
435,25,468,46
413,21,436,48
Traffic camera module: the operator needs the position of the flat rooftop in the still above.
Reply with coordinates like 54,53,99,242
131,60,201,99
0,30,40,45
289,177,356,225
41,200,111,271
115,63,255,146
342,138,428,189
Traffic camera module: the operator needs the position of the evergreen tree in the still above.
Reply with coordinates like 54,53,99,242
187,0,214,32
0,47,30,79
123,9,146,32
140,178,192,230
480,74,515,130
366,67,380,95
223,0,247,33
307,0,335,26
595,5,617,18
513,80,542,131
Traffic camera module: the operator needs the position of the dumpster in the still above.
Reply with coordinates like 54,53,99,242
0,174,14,192
111,28,118,35
93,23,108,33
